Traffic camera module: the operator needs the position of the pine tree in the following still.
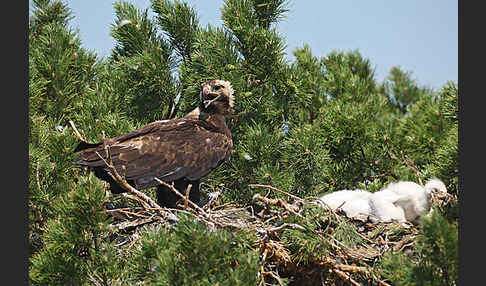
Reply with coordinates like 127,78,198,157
29,0,458,284
29,0,136,265
379,66,434,114
30,174,125,286
126,214,260,285
381,211,458,286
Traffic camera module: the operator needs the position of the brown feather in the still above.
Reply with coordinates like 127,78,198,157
74,79,235,208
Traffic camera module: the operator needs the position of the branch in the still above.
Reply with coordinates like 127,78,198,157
69,120,87,141
86,272,104,286
94,146,161,210
266,223,306,233
154,178,225,228
154,178,205,214
333,269,362,286
253,193,301,217
121,193,151,209
36,160,41,192
184,184,192,210
249,184,303,202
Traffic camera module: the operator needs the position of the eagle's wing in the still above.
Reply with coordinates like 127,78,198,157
76,119,232,190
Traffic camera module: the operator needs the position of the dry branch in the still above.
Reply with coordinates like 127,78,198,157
154,178,225,228
69,120,87,141
95,146,161,210
249,184,303,202
184,184,192,210
121,193,151,209
154,178,204,214
333,269,362,286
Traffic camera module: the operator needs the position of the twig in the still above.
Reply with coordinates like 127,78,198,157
333,269,362,286
371,274,392,286
387,150,424,185
261,269,285,286
184,184,192,210
266,223,306,233
249,184,303,202
403,154,423,186
112,217,159,232
104,208,149,219
154,178,206,214
121,193,151,209
86,272,103,286
334,264,368,274
309,257,369,274
69,120,86,141
36,160,41,192
253,193,302,217
93,146,164,214
154,178,226,228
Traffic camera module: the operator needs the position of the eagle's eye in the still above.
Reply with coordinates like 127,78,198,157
214,85,223,91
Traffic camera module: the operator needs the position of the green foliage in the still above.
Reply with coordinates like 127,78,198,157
221,0,287,82
29,1,98,121
111,1,178,122
290,44,327,124
28,0,138,256
151,0,200,62
29,0,458,284
381,211,458,286
379,66,434,114
322,49,377,101
127,215,260,285
30,0,73,33
281,205,364,265
252,0,289,29
30,174,123,286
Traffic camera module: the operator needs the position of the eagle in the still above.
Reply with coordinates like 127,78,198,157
368,178,448,224
74,79,235,208
317,178,448,224
317,189,373,221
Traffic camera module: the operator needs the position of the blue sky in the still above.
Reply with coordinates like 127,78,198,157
51,0,456,90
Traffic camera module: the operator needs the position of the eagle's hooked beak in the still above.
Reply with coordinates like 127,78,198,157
430,189,450,204
435,191,449,200
203,93,223,108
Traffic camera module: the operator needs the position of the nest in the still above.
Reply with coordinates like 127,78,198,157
100,179,457,286
69,122,456,286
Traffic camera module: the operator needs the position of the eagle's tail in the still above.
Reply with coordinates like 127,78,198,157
72,140,105,168
73,140,103,153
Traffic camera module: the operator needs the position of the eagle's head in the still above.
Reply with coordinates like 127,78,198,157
424,178,448,200
200,79,234,115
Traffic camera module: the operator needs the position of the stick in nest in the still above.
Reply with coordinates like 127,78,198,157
154,178,205,213
184,184,192,210
252,193,302,217
332,269,362,286
69,120,87,142
249,184,303,202
93,145,162,211
154,178,225,227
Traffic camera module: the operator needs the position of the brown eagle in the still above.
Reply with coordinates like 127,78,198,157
74,79,234,208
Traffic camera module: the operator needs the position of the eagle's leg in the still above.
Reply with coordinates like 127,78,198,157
156,179,200,208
